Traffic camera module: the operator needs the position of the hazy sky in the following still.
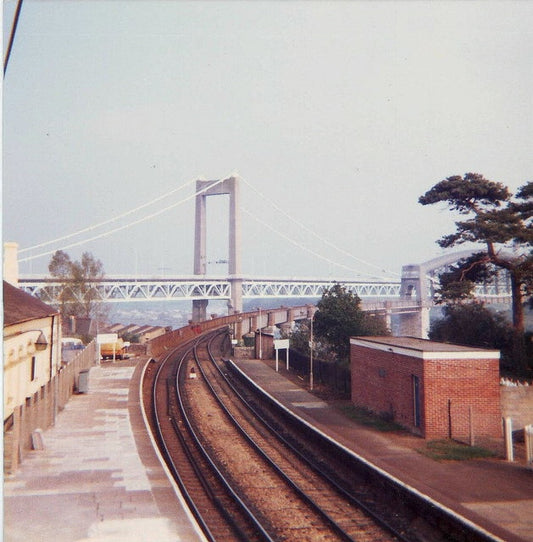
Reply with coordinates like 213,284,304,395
3,1,532,280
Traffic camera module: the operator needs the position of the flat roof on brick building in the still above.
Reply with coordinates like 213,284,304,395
350,336,500,359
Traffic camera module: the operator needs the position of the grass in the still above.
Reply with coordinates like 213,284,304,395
417,439,498,461
338,404,405,432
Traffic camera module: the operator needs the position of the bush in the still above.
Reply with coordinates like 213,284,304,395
429,301,513,353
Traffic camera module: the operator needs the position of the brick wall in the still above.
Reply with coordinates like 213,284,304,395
351,342,501,439
351,345,423,433
424,357,501,440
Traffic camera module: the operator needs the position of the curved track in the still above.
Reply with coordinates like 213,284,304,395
143,328,498,542
191,332,400,541
144,333,271,542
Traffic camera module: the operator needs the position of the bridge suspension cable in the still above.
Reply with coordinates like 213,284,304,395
242,207,390,280
19,177,197,255
18,177,227,263
241,177,400,278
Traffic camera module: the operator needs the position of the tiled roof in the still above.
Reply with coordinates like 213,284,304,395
3,281,59,326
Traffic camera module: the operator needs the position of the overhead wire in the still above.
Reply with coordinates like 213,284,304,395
242,207,387,279
3,0,24,77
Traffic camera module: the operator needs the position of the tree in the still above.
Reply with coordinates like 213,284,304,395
288,319,336,363
429,302,514,366
434,251,497,304
313,283,389,361
48,250,108,324
419,173,533,368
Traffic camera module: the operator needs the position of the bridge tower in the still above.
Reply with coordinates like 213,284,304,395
192,176,242,322
399,264,431,338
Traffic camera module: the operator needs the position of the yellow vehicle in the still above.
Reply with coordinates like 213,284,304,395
100,338,129,360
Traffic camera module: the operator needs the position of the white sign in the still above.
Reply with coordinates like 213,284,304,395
97,333,118,344
274,339,290,373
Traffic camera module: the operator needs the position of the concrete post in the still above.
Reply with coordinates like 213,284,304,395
525,424,533,465
503,417,514,462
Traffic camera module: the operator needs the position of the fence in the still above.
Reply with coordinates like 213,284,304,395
447,401,484,445
4,341,96,474
285,349,351,397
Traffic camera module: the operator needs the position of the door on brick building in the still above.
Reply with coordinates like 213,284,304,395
412,375,421,427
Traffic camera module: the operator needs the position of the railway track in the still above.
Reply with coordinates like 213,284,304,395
143,327,499,542
143,333,270,541
190,331,400,541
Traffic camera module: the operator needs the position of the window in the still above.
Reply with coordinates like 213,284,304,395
31,356,37,381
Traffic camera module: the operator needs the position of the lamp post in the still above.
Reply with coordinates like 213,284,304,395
258,307,262,359
309,313,314,391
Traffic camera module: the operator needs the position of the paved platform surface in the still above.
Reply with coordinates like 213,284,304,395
5,355,532,542
4,358,205,542
234,358,533,542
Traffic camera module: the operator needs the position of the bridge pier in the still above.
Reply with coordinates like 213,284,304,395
397,307,430,339
192,299,209,323
228,278,243,316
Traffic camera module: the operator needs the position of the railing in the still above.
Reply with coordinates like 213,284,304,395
18,274,511,307
18,276,402,303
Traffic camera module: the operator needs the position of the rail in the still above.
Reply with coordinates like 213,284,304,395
227,360,504,542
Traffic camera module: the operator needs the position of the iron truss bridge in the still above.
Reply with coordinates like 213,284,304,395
18,276,402,304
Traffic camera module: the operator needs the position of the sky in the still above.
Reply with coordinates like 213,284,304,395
3,0,532,282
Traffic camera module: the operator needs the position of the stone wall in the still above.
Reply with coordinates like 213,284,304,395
500,382,533,432
232,346,255,360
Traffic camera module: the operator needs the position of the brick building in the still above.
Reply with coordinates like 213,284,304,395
350,336,501,440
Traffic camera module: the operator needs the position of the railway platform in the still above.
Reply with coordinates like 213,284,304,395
4,353,532,542
3,357,205,542
234,357,533,542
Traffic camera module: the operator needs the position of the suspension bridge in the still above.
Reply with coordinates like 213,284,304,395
8,176,512,337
